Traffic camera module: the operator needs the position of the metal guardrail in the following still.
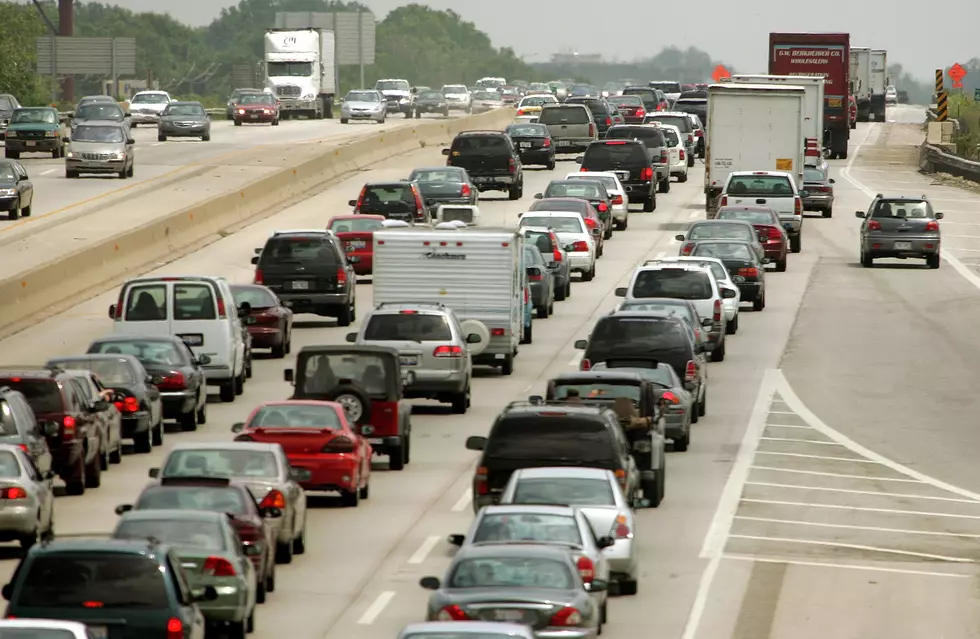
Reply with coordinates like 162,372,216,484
921,144,980,182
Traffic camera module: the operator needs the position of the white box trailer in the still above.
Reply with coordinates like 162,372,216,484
704,83,806,213
869,49,888,121
850,47,872,121
730,75,825,166
372,227,526,375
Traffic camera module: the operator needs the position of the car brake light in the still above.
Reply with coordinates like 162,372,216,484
438,605,470,621
528,271,543,281
640,166,653,181
202,556,237,577
579,358,591,371
720,195,728,207
605,117,611,127
597,202,608,212
659,150,668,163
508,157,516,174
696,129,703,137
113,293,124,319
552,248,563,262
636,108,645,118
713,299,722,322
925,220,940,231
679,149,685,160
82,601,104,608
216,296,227,319
62,415,75,438
475,466,489,495
460,184,471,197
583,218,597,229
337,267,347,286
605,140,626,145
355,188,366,210
685,360,697,382
491,328,505,336
167,618,183,639
322,436,356,453
794,197,802,216
611,194,623,205
113,396,140,413
687,134,693,143
253,269,264,285
614,514,631,538
867,220,882,230
588,123,595,137
259,489,287,509
542,138,551,147
767,226,782,240
662,391,679,404
550,607,583,627
156,372,186,391
738,267,758,278
433,345,464,357
576,556,595,583
2,487,26,499
681,243,694,255
524,287,529,304
571,241,589,251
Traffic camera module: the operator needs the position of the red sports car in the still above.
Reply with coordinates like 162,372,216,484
233,92,280,126
231,284,293,358
328,214,386,275
233,400,372,507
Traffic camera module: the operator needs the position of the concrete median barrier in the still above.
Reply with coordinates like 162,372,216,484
0,107,516,339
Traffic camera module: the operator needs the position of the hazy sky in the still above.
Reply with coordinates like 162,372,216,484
60,0,979,80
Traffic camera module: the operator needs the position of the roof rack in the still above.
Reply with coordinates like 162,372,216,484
375,302,447,310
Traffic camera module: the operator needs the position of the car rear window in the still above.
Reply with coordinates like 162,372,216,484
554,380,641,403
488,416,614,461
803,168,826,182
114,518,225,551
583,142,648,166
622,88,657,102
364,313,452,341
16,554,170,608
524,231,556,253
506,124,548,137
689,224,753,241
872,200,931,218
0,451,20,477
474,513,583,544
726,175,794,196
544,182,602,199
453,136,508,151
329,218,383,233
88,340,188,366
174,283,216,321
449,557,573,589
648,115,690,132
589,317,689,349
692,242,754,261
260,237,339,265
231,285,279,309
632,270,712,299
124,284,167,322
47,359,135,386
519,216,584,234
538,106,590,125
717,209,775,225
528,200,588,214
162,448,280,477
613,96,643,107
592,362,675,386
0,379,63,414
136,486,248,514
650,82,682,93
661,128,680,146
569,175,617,191
512,478,615,506
605,126,664,147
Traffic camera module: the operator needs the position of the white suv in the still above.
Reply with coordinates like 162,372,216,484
719,170,804,254
613,263,734,361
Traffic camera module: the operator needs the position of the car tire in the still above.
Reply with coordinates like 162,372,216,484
152,416,164,446
644,466,664,508
256,578,267,604
690,399,699,423
711,339,726,362
109,440,123,464
340,118,348,124
547,160,556,170
753,292,765,312
501,354,515,376
326,385,372,425
927,254,941,269
790,234,802,253
688,155,695,167
8,202,19,220
292,519,306,555
220,380,235,402
4,150,19,159
158,134,166,142
775,258,787,272
271,339,286,358
555,279,567,301
389,437,407,471
228,619,246,639
118,168,127,179
536,305,548,319
340,486,360,507
84,450,101,489
673,428,690,452
581,264,595,282
698,389,707,417
822,207,832,218
619,579,638,596
359,482,370,499
521,321,532,344
65,169,78,179
658,178,669,194
335,302,353,327
265,563,276,593
21,202,31,217
179,405,198,432
202,133,210,141
276,538,294,564
234,368,245,396
134,428,152,453
508,186,521,200
644,196,655,212
234,120,243,127
678,172,688,183
726,313,738,334
451,385,469,414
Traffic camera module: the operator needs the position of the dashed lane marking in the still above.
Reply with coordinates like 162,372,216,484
407,535,441,564
451,489,471,513
754,451,885,464
356,591,395,625
759,437,844,446
764,423,812,430
735,515,980,538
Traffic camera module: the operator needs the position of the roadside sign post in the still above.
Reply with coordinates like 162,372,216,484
711,65,731,83
948,63,967,90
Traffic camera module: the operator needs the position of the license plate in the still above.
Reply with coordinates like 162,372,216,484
894,241,912,250
347,240,366,250
367,438,384,445
473,176,489,182
26,141,36,147
177,334,203,347
399,355,418,366
250,114,259,119
557,140,571,147
494,610,525,622
520,142,532,148
783,223,793,230
291,281,309,290
87,626,107,639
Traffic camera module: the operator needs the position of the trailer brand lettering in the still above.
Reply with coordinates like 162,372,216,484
423,250,466,260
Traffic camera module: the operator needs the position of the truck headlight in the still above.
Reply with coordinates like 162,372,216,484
5,131,16,138
111,152,125,160
0,188,16,197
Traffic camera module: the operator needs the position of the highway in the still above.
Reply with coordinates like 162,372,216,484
2,102,980,639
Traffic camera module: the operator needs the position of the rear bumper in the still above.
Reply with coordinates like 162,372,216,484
5,138,59,152
121,413,151,438
279,292,348,311
803,194,833,210
736,281,763,301
0,504,41,536
287,454,359,492
621,181,654,199
161,390,197,417
247,326,284,349
568,252,593,272
762,242,787,261
472,175,516,190
404,369,467,395
552,139,593,153
863,236,940,257
518,149,554,164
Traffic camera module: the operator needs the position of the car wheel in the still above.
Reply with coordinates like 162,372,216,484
389,437,407,471
508,186,521,200
340,118,348,124
234,368,245,396
196,400,207,425
790,234,802,253
643,466,664,508
521,321,532,344
179,404,198,431
202,133,210,141
359,481,370,499
292,518,307,555
272,118,280,126
134,428,152,453
234,119,243,126
555,279,567,301
335,303,353,327
256,577,267,604
753,293,765,312
644,196,656,212
8,201,19,220
678,172,688,183
547,160,556,170
536,305,548,319
157,134,166,142
84,450,101,489
271,339,286,358
265,563,276,593
451,385,469,414
276,538,294,564
619,579,638,596
126,164,134,178
219,380,235,402
822,207,832,218
698,388,707,417
109,440,122,464
501,354,515,376
775,258,787,272
658,178,670,194
927,254,941,269
710,339,726,362
726,313,738,334
340,486,360,507
674,428,690,452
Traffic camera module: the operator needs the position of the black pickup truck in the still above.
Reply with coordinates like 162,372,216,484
442,131,524,200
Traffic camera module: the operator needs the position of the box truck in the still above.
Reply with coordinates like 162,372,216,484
869,49,888,122
769,33,850,159
730,74,825,166
704,83,806,214
264,28,336,119
850,47,871,121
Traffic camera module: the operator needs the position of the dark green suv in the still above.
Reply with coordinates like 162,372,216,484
2,538,216,639
4,107,67,159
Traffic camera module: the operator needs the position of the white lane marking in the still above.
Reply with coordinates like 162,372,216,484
775,372,980,502
755,451,883,464
40,168,56,175
451,489,472,512
688,210,700,219
744,481,980,504
729,534,975,563
764,423,813,430
752,465,923,483
356,591,395,625
945,247,980,253
680,370,777,639
767,410,798,415
150,142,164,147
740,498,980,520
567,355,580,367
735,515,980,538
722,553,970,578
522,383,532,393
759,437,843,446
408,535,441,564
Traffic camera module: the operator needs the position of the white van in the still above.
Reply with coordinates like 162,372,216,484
108,276,248,401
372,226,525,375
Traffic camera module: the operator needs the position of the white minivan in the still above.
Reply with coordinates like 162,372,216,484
108,276,248,402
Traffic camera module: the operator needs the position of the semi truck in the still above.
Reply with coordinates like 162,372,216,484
730,74,825,165
869,49,888,121
703,83,806,214
850,47,871,121
769,33,850,160
264,28,336,120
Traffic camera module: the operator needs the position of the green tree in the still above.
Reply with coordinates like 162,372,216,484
0,3,50,105
532,46,726,86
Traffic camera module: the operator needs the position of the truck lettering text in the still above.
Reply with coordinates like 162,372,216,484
422,251,466,260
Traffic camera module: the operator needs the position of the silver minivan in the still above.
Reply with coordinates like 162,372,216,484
65,121,134,179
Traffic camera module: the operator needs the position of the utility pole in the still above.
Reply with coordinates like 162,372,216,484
59,0,74,102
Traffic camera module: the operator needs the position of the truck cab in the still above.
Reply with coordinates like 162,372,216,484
375,79,413,117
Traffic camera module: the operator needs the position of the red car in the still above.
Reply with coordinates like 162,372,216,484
233,92,280,126
327,214,386,276
233,400,372,507
231,284,293,358
613,95,647,123
714,204,789,271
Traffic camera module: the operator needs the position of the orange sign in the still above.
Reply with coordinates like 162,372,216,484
712,65,731,82
948,63,967,89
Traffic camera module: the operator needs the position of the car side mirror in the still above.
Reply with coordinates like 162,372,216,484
465,435,487,451
115,504,133,516
108,304,117,318
701,341,716,352
41,421,59,437
441,148,450,156
289,467,312,482
194,586,219,603
701,317,713,328
1,584,11,601
447,534,465,546
591,228,601,236
197,354,212,366
284,369,294,383
855,211,865,218
936,212,944,219
584,579,608,592
426,199,435,207
345,332,358,343
533,193,543,199
574,156,583,164
574,339,587,349
250,256,259,265
244,543,263,556
148,468,160,478
721,288,737,299
762,257,771,264
348,199,357,207
683,381,696,391
466,333,482,344
420,576,441,590
149,375,164,385
596,536,615,549
260,506,283,518
614,287,627,297
564,244,575,252
254,247,262,255
231,422,244,433
828,178,835,184
127,138,135,145
237,302,251,317
401,370,416,386
674,234,685,241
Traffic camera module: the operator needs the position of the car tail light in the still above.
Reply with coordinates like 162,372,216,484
516,109,526,115
253,269,264,285
614,513,631,538
767,226,782,240
524,287,529,304
16,444,27,453
662,391,679,404
681,243,694,255
433,345,464,357
611,194,623,205
528,271,543,281
253,311,279,326
685,360,697,382
508,157,516,174
679,149,685,160
62,415,75,439
583,218,598,229
605,117,611,127
640,166,653,181
2,487,26,500
552,248,563,262
167,618,183,639
794,197,802,216
355,188,366,210
460,184,471,197
579,359,591,371
597,202,608,213
156,372,186,391
259,489,287,509
636,108,645,118
491,328,505,336
336,267,347,286
216,296,227,319
925,220,940,231
867,220,882,230
322,436,357,453
614,468,627,489
659,150,668,164
687,134,694,144
202,556,237,577
542,138,551,147
550,607,583,627
113,293,124,319
113,396,140,413
696,129,703,137
713,299,722,322
576,556,595,584
588,123,595,137
738,267,758,278
475,466,489,495
571,241,589,252
438,605,470,621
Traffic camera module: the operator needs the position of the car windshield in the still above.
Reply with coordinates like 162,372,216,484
689,223,752,241
519,216,583,233
692,242,754,261
507,124,548,136
545,182,601,199
132,93,169,104
72,125,124,143
164,104,205,116
300,353,388,394
419,91,443,100
474,513,582,544
47,359,135,386
346,92,379,102
727,175,793,196
442,86,467,94
238,94,274,105
114,518,225,551
803,168,825,182
76,104,123,120
248,403,342,429
163,448,279,478
267,61,312,76
553,381,641,403
136,485,249,514
329,217,383,233
231,285,278,309
512,478,615,506
89,340,187,366
520,96,555,107
716,209,775,225
0,379,62,414
411,169,463,182
0,97,14,110
570,175,617,191
377,80,410,91
632,270,711,299
17,554,170,608
0,166,16,181
449,557,573,589
873,200,931,219
364,313,452,341
0,451,20,477
12,109,56,124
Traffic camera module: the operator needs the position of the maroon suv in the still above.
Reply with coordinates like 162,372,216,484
0,367,105,495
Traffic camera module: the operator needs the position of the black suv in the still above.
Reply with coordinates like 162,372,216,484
251,230,357,326
0,385,53,475
621,87,660,114
465,401,638,512
577,139,656,212
605,124,671,194
0,367,104,495
349,181,432,224
442,131,524,200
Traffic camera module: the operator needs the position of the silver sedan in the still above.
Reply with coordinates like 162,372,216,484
497,467,640,595
0,444,55,549
398,621,535,639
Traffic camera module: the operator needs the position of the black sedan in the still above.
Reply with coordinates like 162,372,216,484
408,167,478,207
689,239,768,311
414,90,450,118
524,244,555,318
505,123,556,170
86,335,209,433
46,354,164,454
0,159,33,220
